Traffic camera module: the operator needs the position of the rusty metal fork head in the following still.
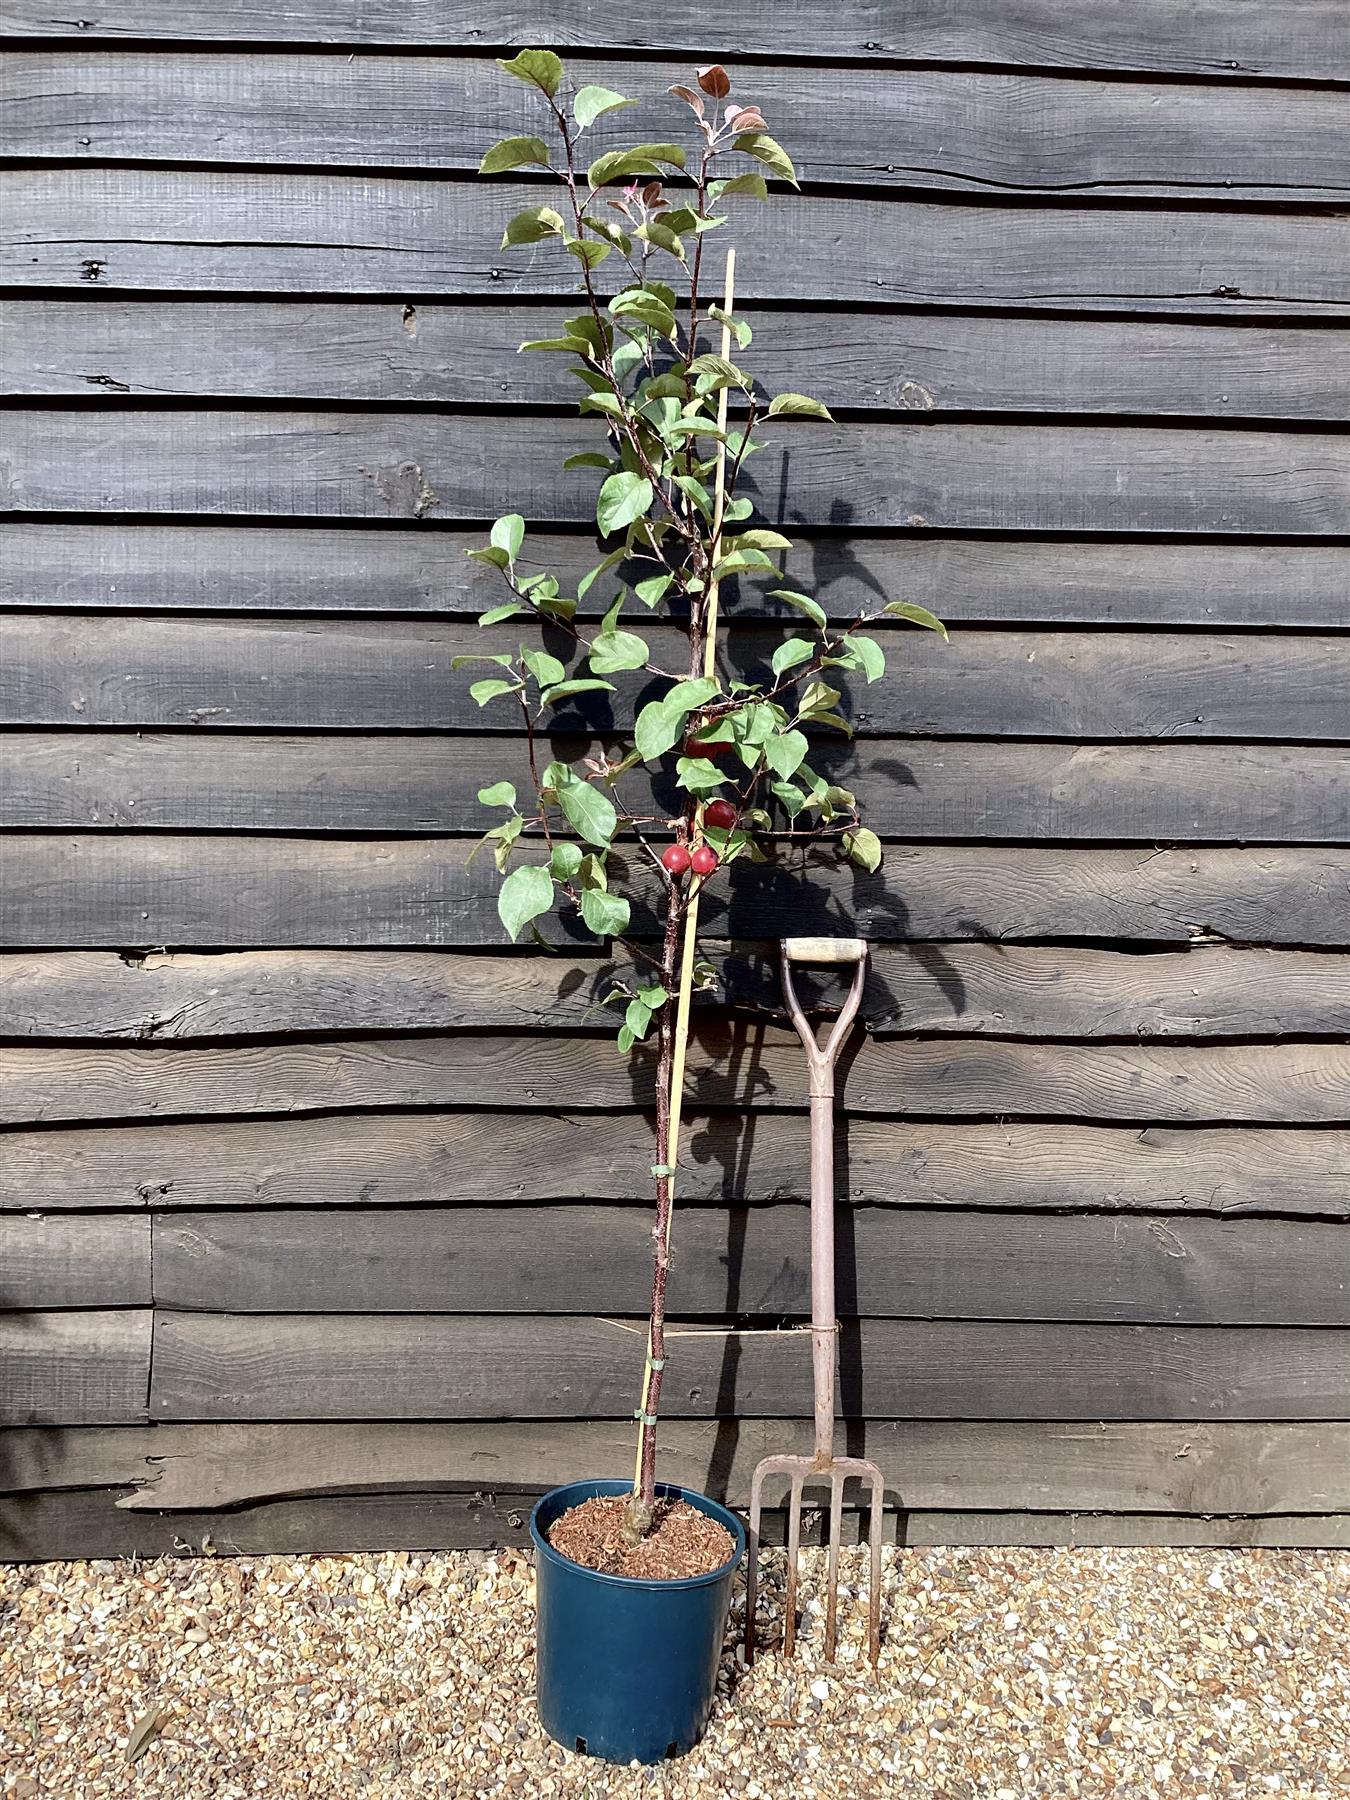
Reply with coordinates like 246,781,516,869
745,1455,885,1667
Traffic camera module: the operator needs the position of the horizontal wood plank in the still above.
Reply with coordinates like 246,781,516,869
22,1417,1333,1517
9,1032,1350,1127
4,836,1349,947
8,732,1350,842
0,1311,150,1426
8,616,1350,743
9,172,1350,314
7,525,1349,629
0,1,1339,82
10,54,1350,201
150,1205,1350,1325
0,1212,149,1308
9,1486,1348,1559
149,1311,1350,1420
11,411,1350,535
14,302,1350,422
9,943,1350,1042
4,1114,1346,1219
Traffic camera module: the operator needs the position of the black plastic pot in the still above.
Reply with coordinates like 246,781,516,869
530,1477,746,1764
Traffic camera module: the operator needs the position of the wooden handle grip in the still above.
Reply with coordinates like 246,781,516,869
781,936,868,965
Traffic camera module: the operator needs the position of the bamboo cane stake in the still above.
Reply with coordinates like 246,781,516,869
632,247,737,1498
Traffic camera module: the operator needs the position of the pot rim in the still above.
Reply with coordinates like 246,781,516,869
530,1477,746,1593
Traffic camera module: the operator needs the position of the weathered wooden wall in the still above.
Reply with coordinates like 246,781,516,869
1,3,1349,1558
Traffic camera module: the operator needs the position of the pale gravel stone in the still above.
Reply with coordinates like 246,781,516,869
0,1544,1346,1798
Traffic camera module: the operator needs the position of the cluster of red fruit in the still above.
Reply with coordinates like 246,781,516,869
661,797,738,877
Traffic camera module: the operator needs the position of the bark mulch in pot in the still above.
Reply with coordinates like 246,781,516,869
547,1496,735,1579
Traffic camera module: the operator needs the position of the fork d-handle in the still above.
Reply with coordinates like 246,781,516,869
779,938,868,1468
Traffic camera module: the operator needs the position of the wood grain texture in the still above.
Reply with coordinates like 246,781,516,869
4,836,1350,947
11,410,1350,536
9,172,1350,314
0,1311,150,1425
0,1213,150,1309
4,1113,1347,1219
8,1487,1348,1560
8,525,1349,629
22,1417,1331,1517
150,1205,1350,1326
9,731,1350,842
149,1311,1350,1421
14,301,1350,421
9,942,1350,1042
6,1031,1350,1128
0,1,1341,82
7,615,1350,743
10,54,1350,201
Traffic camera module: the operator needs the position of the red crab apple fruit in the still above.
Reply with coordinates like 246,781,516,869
690,845,720,877
682,734,733,759
662,843,692,875
703,798,738,831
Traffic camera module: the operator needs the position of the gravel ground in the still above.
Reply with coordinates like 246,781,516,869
2,1541,1346,1798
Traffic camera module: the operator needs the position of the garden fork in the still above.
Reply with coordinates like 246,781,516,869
745,936,884,1668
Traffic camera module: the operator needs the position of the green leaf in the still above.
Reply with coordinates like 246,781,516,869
708,303,753,349
477,781,518,809
596,471,654,538
468,544,511,570
617,1024,637,1054
522,648,566,687
842,827,883,874
673,474,712,517
496,48,564,97
501,206,565,248
609,289,677,339
770,638,815,680
556,774,617,848
635,219,686,260
550,842,583,881
541,677,619,706
497,862,555,943
479,134,551,174
712,171,769,202
767,392,835,421
722,496,753,522
675,756,728,795
850,635,887,683
763,728,809,779
637,983,668,1007
573,84,635,129
565,236,612,269
733,527,792,552
733,130,798,187
562,451,616,471
635,698,682,761
588,629,650,675
490,513,524,561
882,600,949,638
477,603,520,626
624,996,654,1036
769,588,827,629
469,677,520,706
519,336,590,354
577,548,625,599
587,143,686,188
634,676,720,761
580,887,631,937
772,781,807,818
634,573,673,607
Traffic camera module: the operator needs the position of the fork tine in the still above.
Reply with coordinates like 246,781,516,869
824,1469,844,1661
866,1465,885,1666
745,1464,765,1667
783,1471,804,1658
